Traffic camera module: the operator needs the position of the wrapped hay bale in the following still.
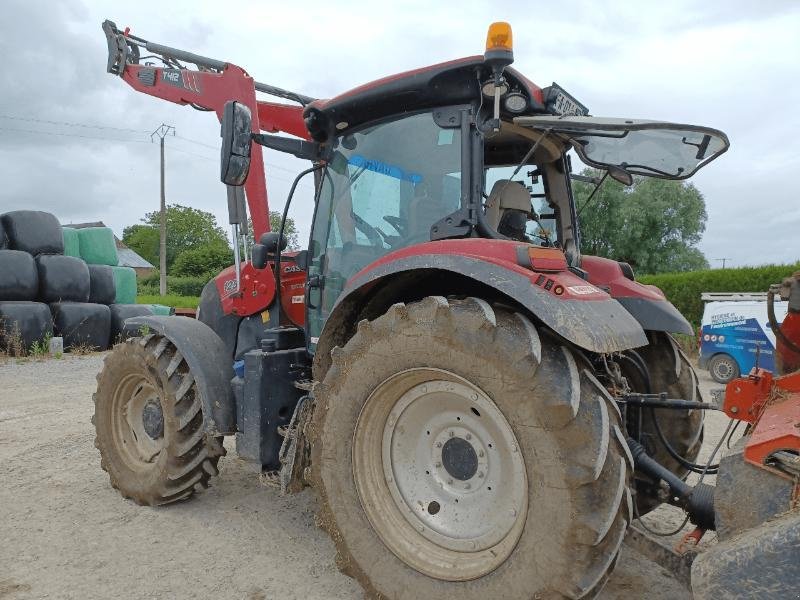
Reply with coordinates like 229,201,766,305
109,304,154,343
0,210,64,255
37,255,90,303
77,227,118,266
147,304,174,316
0,302,53,354
88,265,116,305
0,250,39,301
62,227,81,258
111,266,137,304
50,302,111,351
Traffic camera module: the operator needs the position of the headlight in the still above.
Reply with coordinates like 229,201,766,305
504,92,527,113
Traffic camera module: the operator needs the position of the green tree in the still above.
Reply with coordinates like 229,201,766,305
171,242,234,278
122,224,159,267
244,211,301,250
574,169,710,275
138,204,230,268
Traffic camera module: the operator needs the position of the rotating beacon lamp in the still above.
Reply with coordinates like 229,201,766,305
483,22,514,131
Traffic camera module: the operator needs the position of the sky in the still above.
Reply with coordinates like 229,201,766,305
0,0,798,268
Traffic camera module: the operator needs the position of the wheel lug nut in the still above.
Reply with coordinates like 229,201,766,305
436,442,443,448
435,462,442,468
478,471,484,478
465,433,472,441
447,478,453,485
478,450,484,458
464,483,471,489
448,431,454,438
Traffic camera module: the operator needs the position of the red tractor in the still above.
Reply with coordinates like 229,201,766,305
93,20,789,599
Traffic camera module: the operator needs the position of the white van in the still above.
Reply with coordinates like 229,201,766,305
698,293,788,383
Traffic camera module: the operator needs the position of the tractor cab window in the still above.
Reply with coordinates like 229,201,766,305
484,165,557,245
482,124,565,246
306,111,462,347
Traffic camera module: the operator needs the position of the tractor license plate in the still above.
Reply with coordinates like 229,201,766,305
548,84,590,116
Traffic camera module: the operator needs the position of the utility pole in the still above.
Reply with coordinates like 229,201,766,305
715,258,732,269
151,124,175,296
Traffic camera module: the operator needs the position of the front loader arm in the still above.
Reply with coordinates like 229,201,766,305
102,20,312,239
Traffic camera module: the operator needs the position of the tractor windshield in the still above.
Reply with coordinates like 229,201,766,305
307,111,462,342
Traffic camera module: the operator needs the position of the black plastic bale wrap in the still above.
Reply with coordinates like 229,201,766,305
37,255,90,303
0,302,53,353
0,250,39,301
0,210,64,255
88,264,117,305
50,302,111,350
109,304,154,343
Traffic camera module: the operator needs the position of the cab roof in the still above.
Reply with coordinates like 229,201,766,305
302,56,546,141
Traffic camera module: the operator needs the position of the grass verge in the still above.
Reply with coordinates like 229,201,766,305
136,295,200,309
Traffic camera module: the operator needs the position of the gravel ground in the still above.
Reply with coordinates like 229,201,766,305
0,352,729,599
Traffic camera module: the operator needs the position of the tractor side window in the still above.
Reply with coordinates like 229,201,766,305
484,165,558,245
306,111,462,348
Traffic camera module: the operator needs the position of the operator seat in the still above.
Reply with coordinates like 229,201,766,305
484,179,533,238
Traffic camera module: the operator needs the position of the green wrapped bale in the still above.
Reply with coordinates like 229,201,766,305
111,266,137,304
62,227,80,258
148,304,174,316
77,227,119,266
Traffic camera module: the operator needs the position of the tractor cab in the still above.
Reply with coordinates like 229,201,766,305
218,21,728,346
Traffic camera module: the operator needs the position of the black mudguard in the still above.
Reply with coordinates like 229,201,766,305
615,296,694,336
127,316,236,436
325,254,648,354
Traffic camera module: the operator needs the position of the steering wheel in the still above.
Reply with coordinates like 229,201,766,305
383,215,408,236
351,212,384,247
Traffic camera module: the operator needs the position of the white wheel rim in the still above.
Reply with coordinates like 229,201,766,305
353,368,528,581
714,358,734,381
112,374,165,469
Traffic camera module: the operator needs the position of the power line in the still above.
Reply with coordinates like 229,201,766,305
715,258,732,268
174,134,300,175
0,125,150,144
2,122,313,188
0,113,149,134
174,134,217,150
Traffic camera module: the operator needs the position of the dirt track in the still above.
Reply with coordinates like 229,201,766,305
0,353,728,599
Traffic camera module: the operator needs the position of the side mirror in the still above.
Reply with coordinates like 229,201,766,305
220,101,253,186
607,165,634,187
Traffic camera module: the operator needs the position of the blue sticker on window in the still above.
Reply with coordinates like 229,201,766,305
348,155,422,185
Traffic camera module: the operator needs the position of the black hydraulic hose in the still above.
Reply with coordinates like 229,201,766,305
650,407,719,474
274,164,324,321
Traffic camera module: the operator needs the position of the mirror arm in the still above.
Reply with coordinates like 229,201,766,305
252,133,325,161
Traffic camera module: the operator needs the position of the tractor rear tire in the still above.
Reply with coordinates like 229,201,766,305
93,334,225,505
311,297,632,599
625,332,704,515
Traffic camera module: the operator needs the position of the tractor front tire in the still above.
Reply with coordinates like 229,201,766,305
93,334,225,505
311,297,632,599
